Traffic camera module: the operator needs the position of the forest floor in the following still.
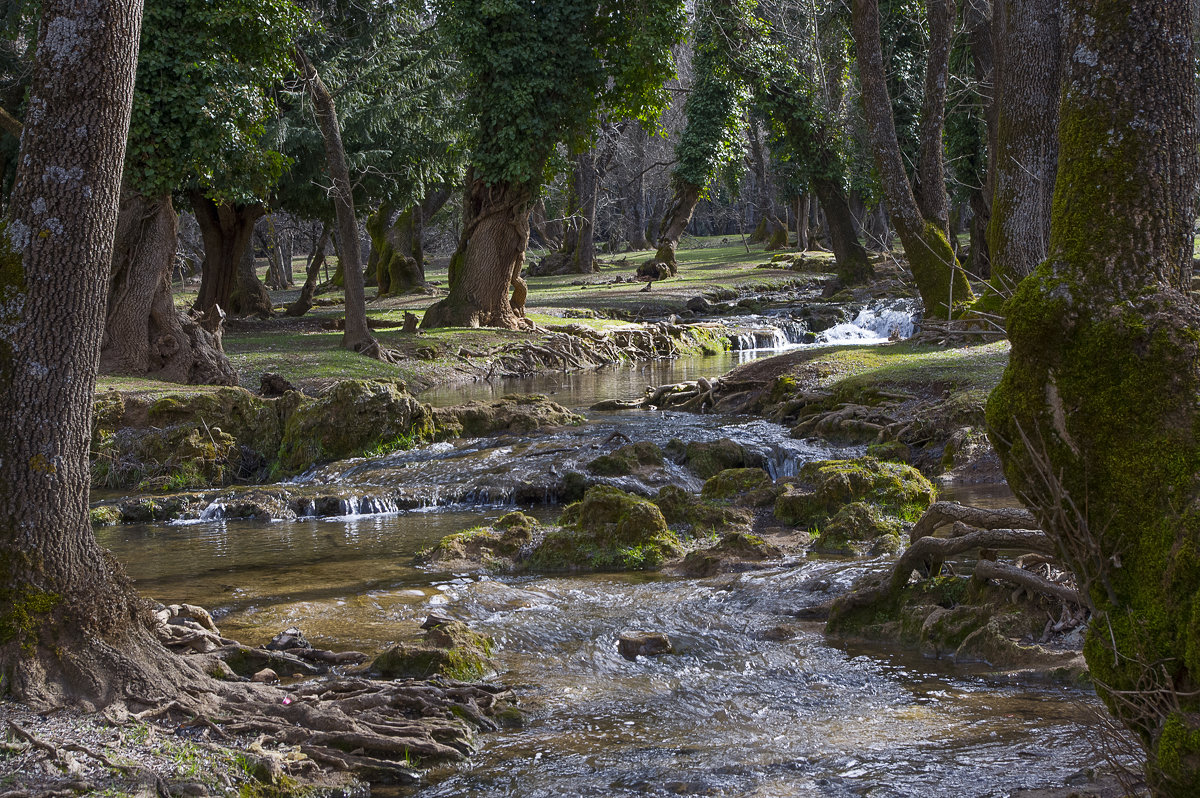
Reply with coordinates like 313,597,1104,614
97,235,854,396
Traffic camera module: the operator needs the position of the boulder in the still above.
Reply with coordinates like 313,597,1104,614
531,485,683,571
618,631,673,660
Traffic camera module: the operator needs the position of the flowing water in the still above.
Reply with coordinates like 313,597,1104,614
97,305,1115,796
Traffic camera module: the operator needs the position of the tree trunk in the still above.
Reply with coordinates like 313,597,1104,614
285,221,329,317
191,192,263,317
231,239,273,318
795,194,810,252
986,0,1060,287
647,179,702,276
528,197,561,250
534,151,601,275
0,0,192,707
293,48,376,353
101,190,236,385
812,178,874,285
370,205,424,295
747,120,773,242
965,0,996,279
986,2,1200,793
852,0,973,318
627,128,652,251
421,175,533,330
913,0,954,236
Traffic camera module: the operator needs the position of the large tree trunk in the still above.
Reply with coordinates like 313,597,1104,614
294,48,376,353
191,192,263,317
231,239,273,318
812,177,874,285
102,190,236,385
421,174,533,330
747,120,774,243
369,204,424,295
986,2,1200,793
852,0,973,318
986,0,1060,287
646,179,702,276
528,197,562,250
0,0,189,707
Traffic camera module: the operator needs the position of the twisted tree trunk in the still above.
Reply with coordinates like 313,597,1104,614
421,174,533,330
646,179,701,276
986,1,1200,792
852,0,973,317
102,190,236,384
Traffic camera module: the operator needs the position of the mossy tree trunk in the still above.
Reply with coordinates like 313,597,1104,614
852,0,973,318
102,190,236,384
421,173,533,330
0,0,196,707
230,239,273,318
369,204,424,296
985,2,1200,793
964,0,996,279
986,0,1060,288
912,0,953,237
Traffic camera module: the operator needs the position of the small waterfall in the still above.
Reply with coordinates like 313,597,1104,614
818,301,918,344
199,501,226,521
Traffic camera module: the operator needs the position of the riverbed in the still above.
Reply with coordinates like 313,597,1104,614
96,311,1114,797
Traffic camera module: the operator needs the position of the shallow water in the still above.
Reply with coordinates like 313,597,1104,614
97,306,1111,796
101,512,1109,797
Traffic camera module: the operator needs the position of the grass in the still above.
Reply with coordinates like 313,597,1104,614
119,234,806,394
804,340,1011,396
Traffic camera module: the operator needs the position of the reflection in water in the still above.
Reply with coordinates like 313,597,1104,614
102,511,1109,797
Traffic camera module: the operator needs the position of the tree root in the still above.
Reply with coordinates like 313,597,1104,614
910,501,1039,543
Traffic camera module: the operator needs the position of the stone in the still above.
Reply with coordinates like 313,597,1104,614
259,372,296,397
618,631,673,660
265,627,309,651
251,668,279,683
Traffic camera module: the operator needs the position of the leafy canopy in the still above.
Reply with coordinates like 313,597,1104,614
125,0,310,201
439,0,686,188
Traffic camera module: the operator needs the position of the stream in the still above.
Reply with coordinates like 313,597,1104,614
96,305,1113,797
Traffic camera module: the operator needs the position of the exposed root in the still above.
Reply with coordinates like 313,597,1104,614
910,501,1040,543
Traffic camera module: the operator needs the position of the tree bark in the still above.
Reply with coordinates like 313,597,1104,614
646,178,702,276
913,0,954,236
293,48,376,353
795,194,810,252
986,0,1060,287
533,150,601,275
421,174,533,330
369,204,425,295
986,2,1200,792
231,238,273,318
965,0,996,279
285,221,329,317
812,178,874,285
852,0,973,318
0,0,190,707
102,190,236,385
191,192,263,317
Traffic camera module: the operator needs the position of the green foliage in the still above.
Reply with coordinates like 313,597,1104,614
278,1,468,219
126,0,309,201
673,4,751,191
438,0,684,189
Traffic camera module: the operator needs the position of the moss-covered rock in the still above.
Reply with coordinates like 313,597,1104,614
88,505,122,527
683,438,760,479
774,457,935,530
653,485,751,534
587,441,664,476
680,532,782,576
530,485,683,571
700,468,776,505
418,515,542,570
277,380,436,475
371,620,495,681
433,394,582,440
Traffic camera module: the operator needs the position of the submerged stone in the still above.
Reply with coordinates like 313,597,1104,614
617,631,673,659
372,620,495,681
